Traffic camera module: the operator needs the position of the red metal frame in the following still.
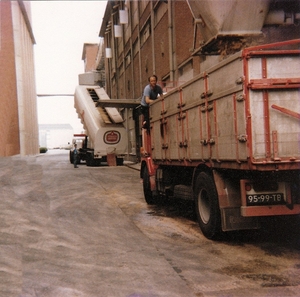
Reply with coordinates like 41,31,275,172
246,50,300,56
160,96,166,160
241,205,300,217
243,39,300,169
232,93,241,163
248,78,300,90
261,58,271,160
213,99,220,162
204,73,213,158
271,104,300,120
244,39,300,52
186,110,192,161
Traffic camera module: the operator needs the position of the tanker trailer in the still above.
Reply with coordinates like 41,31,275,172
72,85,127,166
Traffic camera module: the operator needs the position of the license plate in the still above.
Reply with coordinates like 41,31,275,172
246,193,285,206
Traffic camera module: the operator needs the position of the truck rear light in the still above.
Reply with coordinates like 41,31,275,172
245,183,252,191
244,179,279,195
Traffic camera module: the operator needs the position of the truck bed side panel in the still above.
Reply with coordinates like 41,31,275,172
149,49,300,170
150,53,246,163
247,55,300,165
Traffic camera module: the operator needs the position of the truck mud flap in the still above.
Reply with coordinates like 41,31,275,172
221,208,260,232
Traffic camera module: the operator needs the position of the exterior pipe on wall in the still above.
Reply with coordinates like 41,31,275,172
168,0,175,84
151,1,156,75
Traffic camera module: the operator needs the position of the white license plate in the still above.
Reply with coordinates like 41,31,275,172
246,193,285,206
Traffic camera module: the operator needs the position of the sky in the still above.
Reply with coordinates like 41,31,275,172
31,1,107,134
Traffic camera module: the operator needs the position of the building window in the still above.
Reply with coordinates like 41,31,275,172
125,51,131,68
140,22,150,46
133,39,139,57
154,2,167,26
119,62,124,75
139,0,149,15
132,1,139,29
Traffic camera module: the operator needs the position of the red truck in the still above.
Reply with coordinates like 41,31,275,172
140,38,300,239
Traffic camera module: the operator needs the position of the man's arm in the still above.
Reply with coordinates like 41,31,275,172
145,96,154,104
145,91,164,104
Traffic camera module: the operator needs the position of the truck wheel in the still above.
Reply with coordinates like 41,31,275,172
69,151,74,164
143,168,156,205
86,154,100,166
86,154,93,166
194,172,221,239
116,157,124,166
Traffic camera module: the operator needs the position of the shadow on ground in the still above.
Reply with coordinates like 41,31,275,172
146,198,300,250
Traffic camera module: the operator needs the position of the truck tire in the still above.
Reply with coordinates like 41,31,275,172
116,157,124,166
86,153,100,167
143,167,156,205
86,154,93,166
194,172,221,239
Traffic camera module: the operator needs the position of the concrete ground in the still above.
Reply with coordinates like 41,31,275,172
1,150,300,297
0,151,195,297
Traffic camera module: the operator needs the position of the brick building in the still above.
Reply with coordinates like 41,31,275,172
99,0,202,101
98,0,300,161
98,0,202,160
79,43,105,87
0,1,39,156
99,0,300,100
82,43,98,73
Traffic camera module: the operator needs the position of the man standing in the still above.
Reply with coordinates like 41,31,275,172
140,75,164,131
73,144,78,168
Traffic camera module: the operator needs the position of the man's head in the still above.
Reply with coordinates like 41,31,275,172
148,75,158,88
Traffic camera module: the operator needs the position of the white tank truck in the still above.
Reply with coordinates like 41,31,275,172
70,85,127,166
140,0,300,239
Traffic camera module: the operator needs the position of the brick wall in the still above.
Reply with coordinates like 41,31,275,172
140,36,153,87
0,1,39,156
174,1,195,65
153,11,169,80
102,1,201,100
83,44,98,72
0,2,21,156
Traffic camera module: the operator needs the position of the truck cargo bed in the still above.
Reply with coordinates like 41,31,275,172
149,40,300,171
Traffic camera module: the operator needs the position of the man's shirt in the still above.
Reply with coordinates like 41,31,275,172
141,84,163,107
